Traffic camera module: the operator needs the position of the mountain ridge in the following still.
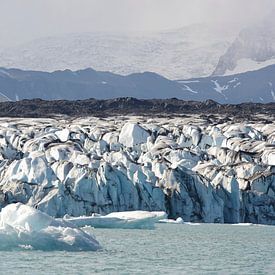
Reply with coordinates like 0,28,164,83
213,12,275,76
0,97,274,118
1,64,275,104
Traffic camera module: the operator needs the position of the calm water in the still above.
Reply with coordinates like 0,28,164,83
0,224,274,275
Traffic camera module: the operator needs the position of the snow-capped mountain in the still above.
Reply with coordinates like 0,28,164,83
0,24,237,80
213,12,275,76
0,64,275,103
178,64,275,103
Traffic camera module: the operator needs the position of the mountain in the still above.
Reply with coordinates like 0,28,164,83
0,24,237,80
0,67,187,101
1,64,275,104
177,64,275,103
213,12,275,76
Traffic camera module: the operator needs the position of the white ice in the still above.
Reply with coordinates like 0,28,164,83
119,123,150,148
63,211,167,229
158,217,201,225
0,203,101,251
0,116,274,225
232,223,254,226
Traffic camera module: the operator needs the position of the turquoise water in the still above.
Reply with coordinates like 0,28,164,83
0,224,274,274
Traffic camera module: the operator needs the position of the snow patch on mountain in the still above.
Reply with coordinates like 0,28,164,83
224,58,275,76
211,80,229,98
0,92,11,102
181,85,198,94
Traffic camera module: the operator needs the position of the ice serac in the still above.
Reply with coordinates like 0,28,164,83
0,116,274,225
0,203,101,251
119,123,150,148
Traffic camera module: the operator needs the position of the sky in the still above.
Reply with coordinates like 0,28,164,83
0,0,274,46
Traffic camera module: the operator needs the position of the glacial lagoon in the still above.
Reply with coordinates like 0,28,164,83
0,115,274,274
0,223,274,274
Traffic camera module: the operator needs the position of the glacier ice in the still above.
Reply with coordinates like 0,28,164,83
159,217,185,224
158,217,201,225
119,123,150,148
63,211,167,229
0,203,101,251
0,115,274,225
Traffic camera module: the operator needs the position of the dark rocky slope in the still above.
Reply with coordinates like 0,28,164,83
0,98,274,119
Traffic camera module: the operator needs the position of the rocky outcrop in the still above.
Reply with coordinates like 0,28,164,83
0,116,274,224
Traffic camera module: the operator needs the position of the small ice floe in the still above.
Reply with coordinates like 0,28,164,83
158,217,200,225
159,217,184,224
232,223,254,226
62,211,167,229
0,203,101,251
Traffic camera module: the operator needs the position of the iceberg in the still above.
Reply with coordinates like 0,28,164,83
158,217,185,224
0,203,101,251
158,217,201,225
63,211,167,229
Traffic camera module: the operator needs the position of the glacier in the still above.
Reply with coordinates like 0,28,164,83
0,115,274,225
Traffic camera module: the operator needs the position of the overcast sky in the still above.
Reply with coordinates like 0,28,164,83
0,0,273,46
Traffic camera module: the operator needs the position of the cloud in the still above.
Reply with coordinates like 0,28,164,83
0,0,274,46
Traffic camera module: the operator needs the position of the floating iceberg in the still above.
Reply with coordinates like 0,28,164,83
232,223,254,226
0,203,101,251
158,217,185,224
158,217,201,225
63,211,167,229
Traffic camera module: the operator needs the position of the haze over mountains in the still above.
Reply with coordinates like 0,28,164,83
0,24,237,80
0,12,275,103
1,11,275,80
213,11,275,76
